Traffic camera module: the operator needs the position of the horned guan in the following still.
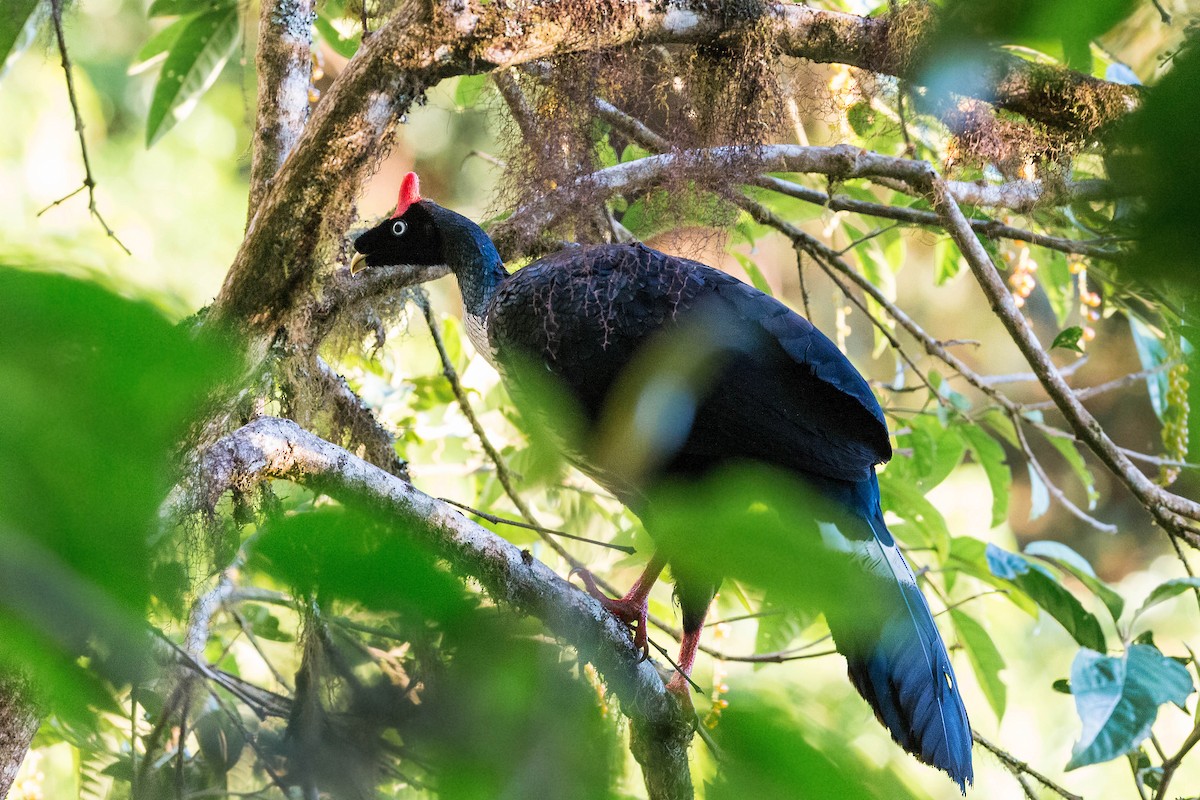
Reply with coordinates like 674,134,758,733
350,173,973,791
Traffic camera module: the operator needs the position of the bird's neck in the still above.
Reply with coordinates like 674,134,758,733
434,205,509,318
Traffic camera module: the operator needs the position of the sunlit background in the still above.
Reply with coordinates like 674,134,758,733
5,0,1200,798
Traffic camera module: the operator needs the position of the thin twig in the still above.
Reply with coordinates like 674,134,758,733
43,0,130,254
833,222,901,256
1151,0,1172,25
439,497,636,554
1154,718,1200,800
1012,412,1118,533
973,731,1083,800
1022,361,1175,412
416,291,594,572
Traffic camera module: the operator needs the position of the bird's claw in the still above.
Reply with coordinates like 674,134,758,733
569,567,651,661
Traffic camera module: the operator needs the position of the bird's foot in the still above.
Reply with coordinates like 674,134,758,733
662,671,700,714
569,568,651,661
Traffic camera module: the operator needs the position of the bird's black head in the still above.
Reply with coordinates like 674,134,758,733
350,172,445,274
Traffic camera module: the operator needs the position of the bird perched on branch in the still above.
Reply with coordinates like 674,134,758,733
350,173,973,791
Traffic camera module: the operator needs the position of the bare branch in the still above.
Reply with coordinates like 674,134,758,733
43,0,129,255
247,0,316,216
973,731,1083,800
189,417,695,799
925,172,1200,541
0,674,43,799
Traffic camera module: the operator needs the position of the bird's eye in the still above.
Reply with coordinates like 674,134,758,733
391,220,408,236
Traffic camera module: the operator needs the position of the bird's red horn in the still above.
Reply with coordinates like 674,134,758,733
393,172,422,218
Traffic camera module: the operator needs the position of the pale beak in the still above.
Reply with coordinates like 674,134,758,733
349,252,369,275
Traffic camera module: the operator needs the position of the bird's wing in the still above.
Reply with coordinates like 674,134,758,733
487,244,891,483
665,262,892,483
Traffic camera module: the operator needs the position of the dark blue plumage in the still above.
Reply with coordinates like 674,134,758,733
350,183,974,791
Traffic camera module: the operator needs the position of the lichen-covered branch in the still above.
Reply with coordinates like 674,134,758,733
189,417,695,800
752,175,1122,260
0,673,42,799
490,144,1121,258
247,0,316,216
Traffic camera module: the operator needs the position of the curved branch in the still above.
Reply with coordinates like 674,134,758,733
187,417,695,800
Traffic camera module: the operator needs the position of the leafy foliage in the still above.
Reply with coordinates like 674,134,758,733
1067,645,1193,770
0,267,230,722
142,0,240,146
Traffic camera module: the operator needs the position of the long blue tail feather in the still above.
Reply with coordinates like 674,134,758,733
817,473,974,792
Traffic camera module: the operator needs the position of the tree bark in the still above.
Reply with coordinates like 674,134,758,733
0,672,42,799
179,417,696,799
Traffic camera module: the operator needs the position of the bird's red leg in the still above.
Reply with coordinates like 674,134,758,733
664,614,705,699
571,552,667,660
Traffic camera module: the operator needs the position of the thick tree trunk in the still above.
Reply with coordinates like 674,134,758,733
0,673,42,798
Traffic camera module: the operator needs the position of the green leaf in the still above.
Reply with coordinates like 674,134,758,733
1052,326,1086,353
896,415,966,494
712,689,914,800
1039,249,1075,326
877,469,951,561
846,102,878,137
453,73,488,111
0,0,44,80
0,268,232,726
986,544,1107,651
1026,462,1050,521
959,423,1011,527
951,608,1007,721
1129,316,1172,421
935,239,964,285
620,143,651,163
1043,433,1100,511
1067,644,1194,770
194,709,246,774
1025,540,1124,623
730,252,774,296
147,0,232,17
754,595,814,661
145,4,240,146
1132,577,1200,624
130,15,193,76
313,10,360,59
946,537,1037,615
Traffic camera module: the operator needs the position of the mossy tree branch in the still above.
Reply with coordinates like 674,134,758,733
247,0,317,217
187,417,696,800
